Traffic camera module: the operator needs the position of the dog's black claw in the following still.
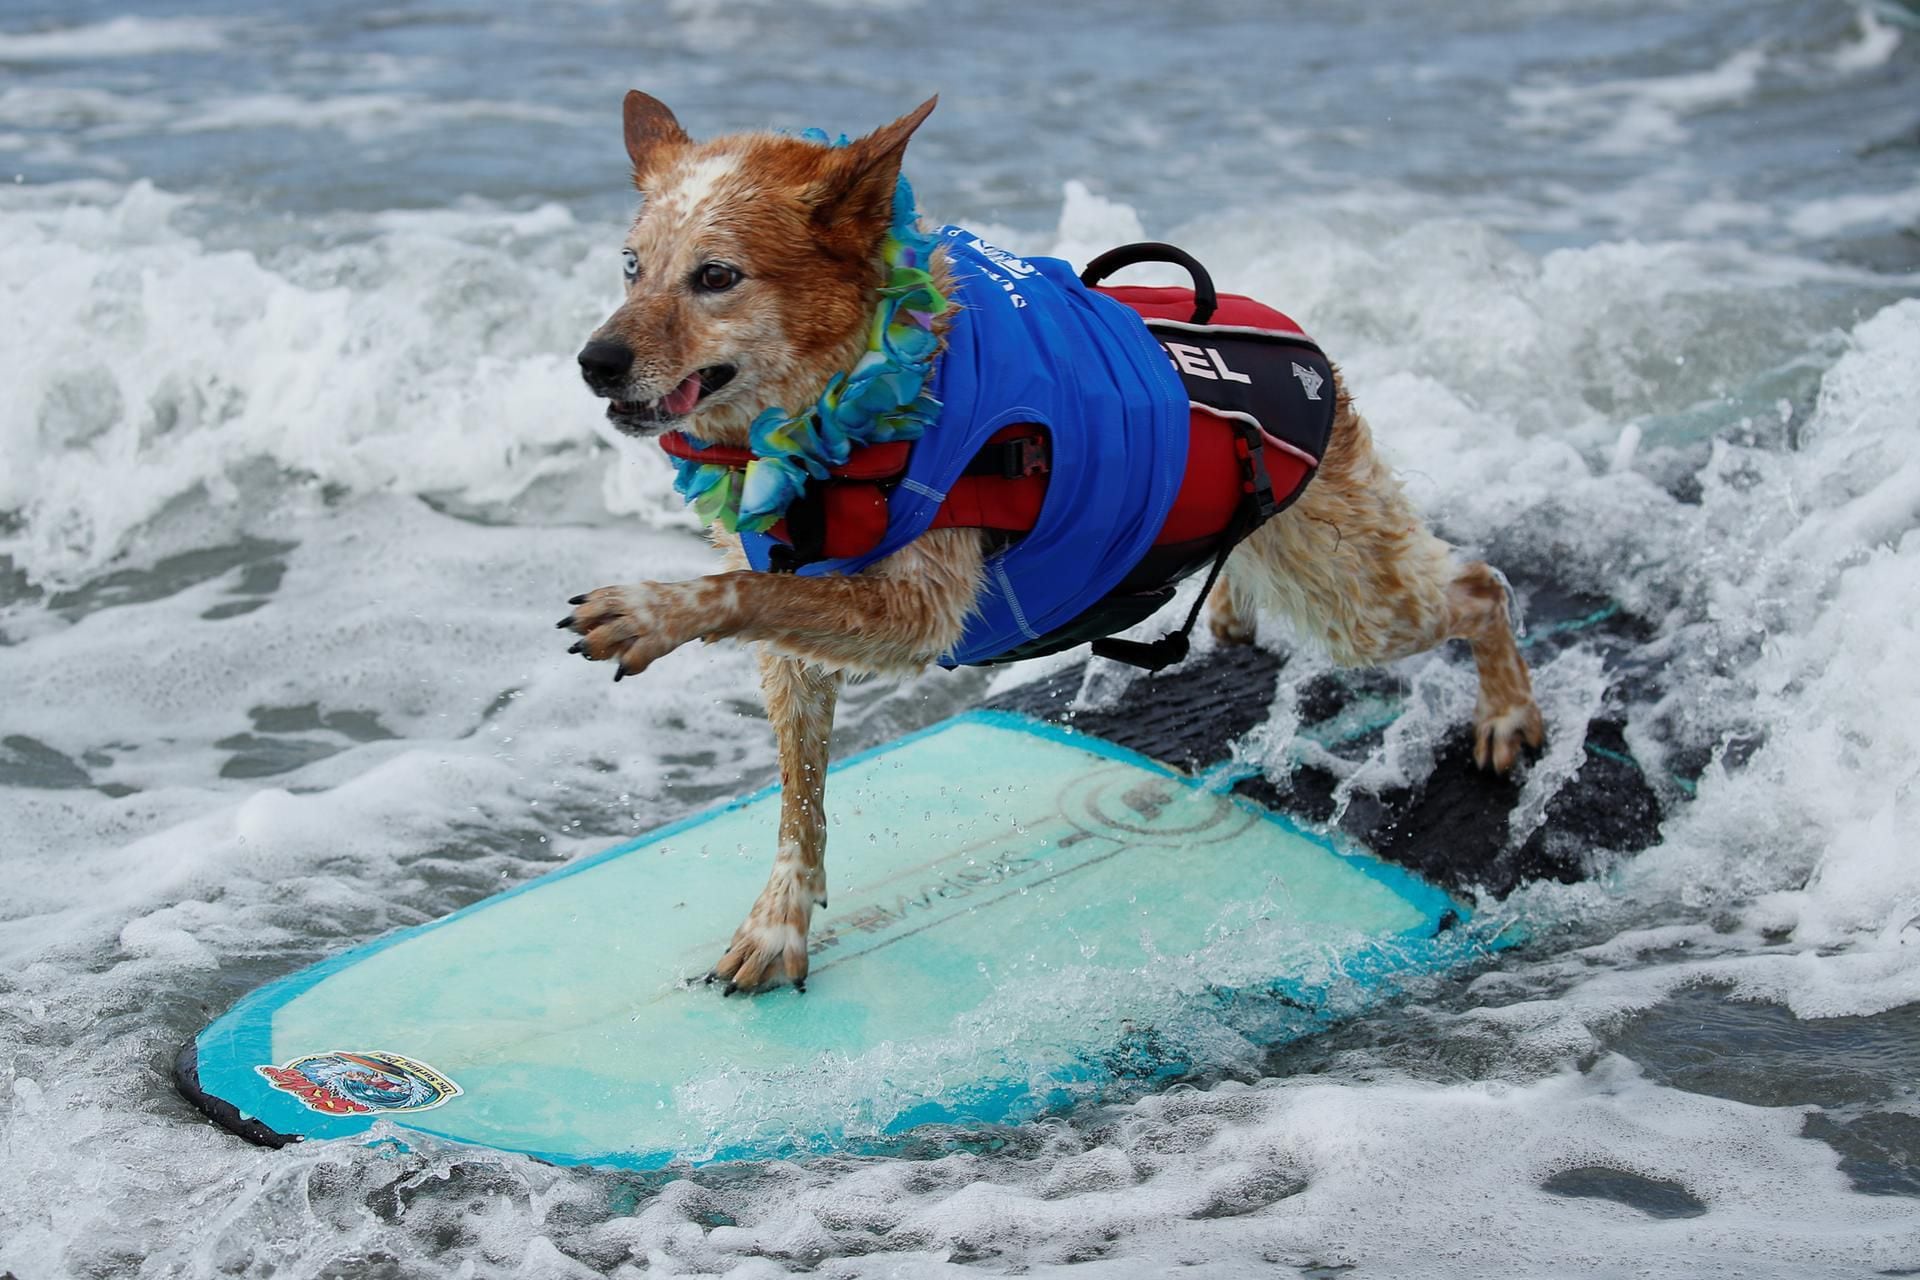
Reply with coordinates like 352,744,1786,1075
722,981,740,997
793,978,806,994
568,640,586,655
556,617,575,630
568,594,588,605
612,666,626,683
703,971,718,986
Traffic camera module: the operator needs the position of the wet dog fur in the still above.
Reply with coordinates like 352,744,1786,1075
562,92,1544,994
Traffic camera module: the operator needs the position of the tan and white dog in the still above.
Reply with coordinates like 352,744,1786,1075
561,92,1544,994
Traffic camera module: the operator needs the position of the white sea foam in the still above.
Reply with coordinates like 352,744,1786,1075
0,182,627,589
1615,301,1920,1010
1508,48,1768,155
665,0,926,13
637,1062,1916,1278
1788,183,1920,238
0,85,170,131
0,16,230,60
1829,5,1903,72
166,92,588,139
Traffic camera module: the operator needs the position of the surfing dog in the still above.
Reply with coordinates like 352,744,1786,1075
561,93,1544,993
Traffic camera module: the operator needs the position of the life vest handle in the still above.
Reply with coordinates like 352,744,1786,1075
1078,242,1218,325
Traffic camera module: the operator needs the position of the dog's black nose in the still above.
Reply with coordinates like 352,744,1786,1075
577,339,634,393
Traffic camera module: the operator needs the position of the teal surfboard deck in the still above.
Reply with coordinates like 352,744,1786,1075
177,709,1493,1169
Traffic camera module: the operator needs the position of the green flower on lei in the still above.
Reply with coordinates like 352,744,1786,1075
669,130,948,534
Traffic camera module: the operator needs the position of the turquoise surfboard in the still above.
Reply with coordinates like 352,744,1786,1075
176,710,1490,1169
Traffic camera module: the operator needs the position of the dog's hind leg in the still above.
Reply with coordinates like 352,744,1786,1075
1444,561,1544,771
1207,577,1258,647
1218,380,1543,770
709,651,840,994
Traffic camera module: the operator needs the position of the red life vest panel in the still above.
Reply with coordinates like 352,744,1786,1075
656,243,1337,663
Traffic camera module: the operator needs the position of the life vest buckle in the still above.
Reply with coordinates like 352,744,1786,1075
1005,435,1048,478
964,431,1050,480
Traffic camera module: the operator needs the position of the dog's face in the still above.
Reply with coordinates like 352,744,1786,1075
578,92,937,445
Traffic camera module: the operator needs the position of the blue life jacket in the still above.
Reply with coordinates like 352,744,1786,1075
741,227,1190,667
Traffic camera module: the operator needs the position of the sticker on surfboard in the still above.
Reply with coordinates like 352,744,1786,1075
256,1050,461,1116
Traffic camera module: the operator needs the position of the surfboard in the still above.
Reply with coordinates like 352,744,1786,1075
176,708,1490,1170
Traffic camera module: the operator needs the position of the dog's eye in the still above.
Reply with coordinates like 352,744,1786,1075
694,262,741,293
621,249,639,281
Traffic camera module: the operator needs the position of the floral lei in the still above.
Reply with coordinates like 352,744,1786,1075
669,129,949,534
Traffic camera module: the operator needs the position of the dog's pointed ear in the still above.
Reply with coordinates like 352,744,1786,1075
623,90,691,188
811,96,937,252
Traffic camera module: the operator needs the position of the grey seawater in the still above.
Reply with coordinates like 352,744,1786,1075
2,0,1919,1276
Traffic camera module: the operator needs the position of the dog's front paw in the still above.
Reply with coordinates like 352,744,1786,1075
706,867,818,995
1473,698,1545,773
558,583,714,680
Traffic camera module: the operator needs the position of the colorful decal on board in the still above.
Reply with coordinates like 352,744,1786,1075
256,1050,461,1116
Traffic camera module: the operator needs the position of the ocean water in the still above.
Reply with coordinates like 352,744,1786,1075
2,0,1919,1275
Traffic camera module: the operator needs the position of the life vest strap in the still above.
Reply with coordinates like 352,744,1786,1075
961,430,1049,479
657,427,1052,561
657,431,915,482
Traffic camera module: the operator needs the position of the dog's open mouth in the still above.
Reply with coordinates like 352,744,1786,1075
608,365,737,433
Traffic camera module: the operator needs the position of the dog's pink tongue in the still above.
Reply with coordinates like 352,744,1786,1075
661,373,702,417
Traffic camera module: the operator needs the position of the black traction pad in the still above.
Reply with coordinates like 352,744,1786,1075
986,574,1666,897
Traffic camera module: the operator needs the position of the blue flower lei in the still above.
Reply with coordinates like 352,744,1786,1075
669,129,949,534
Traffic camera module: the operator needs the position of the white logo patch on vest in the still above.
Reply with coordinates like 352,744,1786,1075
1291,361,1324,401
947,229,1031,307
964,236,1038,278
